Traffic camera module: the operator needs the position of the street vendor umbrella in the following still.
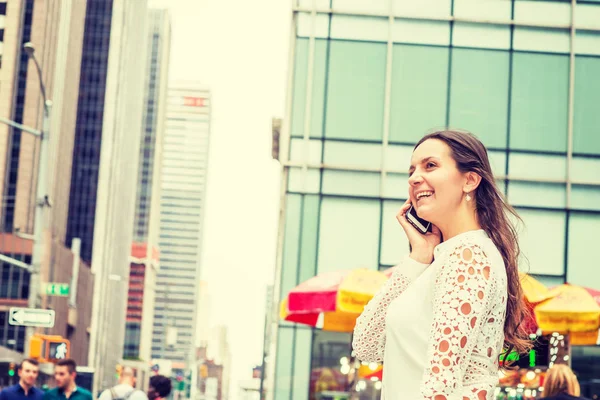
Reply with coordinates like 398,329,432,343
534,284,600,335
280,268,392,332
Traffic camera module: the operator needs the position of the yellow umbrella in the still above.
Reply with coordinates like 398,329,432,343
534,284,600,333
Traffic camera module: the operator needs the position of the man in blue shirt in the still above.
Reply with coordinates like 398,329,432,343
43,359,92,400
0,359,44,400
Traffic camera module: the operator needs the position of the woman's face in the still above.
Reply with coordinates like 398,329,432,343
408,139,466,224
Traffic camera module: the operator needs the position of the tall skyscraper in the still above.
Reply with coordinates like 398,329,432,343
124,7,171,362
67,0,149,392
0,0,93,363
152,84,211,363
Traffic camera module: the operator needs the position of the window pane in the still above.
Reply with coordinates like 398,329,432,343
383,173,410,199
571,157,600,185
288,168,321,193
280,195,302,302
517,209,566,276
508,153,566,181
290,138,323,165
575,31,600,56
380,200,410,266
317,198,380,273
574,56,600,155
514,1,571,25
390,45,448,144
323,141,382,170
297,12,330,38
274,327,294,399
508,182,566,208
298,195,321,284
332,0,388,14
453,23,510,50
392,19,450,46
311,330,352,397
291,39,328,139
331,15,388,43
322,170,380,198
489,151,507,178
513,28,570,54
292,329,313,400
571,185,600,211
567,213,600,288
510,53,569,152
575,3,600,30
325,41,387,141
393,0,451,18
454,0,511,19
449,48,509,149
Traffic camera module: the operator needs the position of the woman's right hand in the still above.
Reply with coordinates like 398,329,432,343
396,199,442,265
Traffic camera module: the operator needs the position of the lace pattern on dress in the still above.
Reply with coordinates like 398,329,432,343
352,264,415,363
420,242,505,400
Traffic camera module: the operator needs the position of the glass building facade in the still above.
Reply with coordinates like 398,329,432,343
272,1,600,398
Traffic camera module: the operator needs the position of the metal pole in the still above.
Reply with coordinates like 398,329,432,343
24,100,51,356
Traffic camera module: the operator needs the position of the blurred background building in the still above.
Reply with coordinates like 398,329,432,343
270,1,600,399
124,7,172,365
151,83,212,396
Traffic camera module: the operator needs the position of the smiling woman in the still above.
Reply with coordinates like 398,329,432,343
352,130,531,400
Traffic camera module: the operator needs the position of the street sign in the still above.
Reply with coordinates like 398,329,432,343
44,283,70,296
9,307,55,328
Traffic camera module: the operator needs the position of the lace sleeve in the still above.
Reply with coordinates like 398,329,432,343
420,243,497,400
352,256,430,363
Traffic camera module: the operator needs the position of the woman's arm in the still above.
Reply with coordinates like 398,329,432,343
352,256,430,363
420,243,498,400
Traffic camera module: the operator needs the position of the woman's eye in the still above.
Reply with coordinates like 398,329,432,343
426,162,436,168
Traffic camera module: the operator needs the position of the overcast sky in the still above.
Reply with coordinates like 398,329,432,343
150,0,291,395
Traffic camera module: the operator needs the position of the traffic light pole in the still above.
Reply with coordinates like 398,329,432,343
25,100,52,356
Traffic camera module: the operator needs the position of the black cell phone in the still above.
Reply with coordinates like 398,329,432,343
405,205,432,234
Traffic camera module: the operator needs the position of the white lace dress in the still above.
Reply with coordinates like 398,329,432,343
352,230,508,400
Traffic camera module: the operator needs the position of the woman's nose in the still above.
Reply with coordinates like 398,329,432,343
408,172,423,186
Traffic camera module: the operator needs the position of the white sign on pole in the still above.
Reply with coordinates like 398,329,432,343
9,307,55,328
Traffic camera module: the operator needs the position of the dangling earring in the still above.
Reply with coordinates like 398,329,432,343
466,193,472,202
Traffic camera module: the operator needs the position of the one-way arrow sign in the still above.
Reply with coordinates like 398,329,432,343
9,307,55,328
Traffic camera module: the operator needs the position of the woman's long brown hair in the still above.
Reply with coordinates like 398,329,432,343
415,130,532,360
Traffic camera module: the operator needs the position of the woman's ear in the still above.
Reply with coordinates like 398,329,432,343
463,171,482,195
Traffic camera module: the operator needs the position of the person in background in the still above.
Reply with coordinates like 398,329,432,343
542,364,590,400
98,367,147,400
43,359,92,400
146,376,171,400
0,359,44,400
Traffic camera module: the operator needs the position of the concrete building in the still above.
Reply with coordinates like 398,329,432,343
65,0,148,393
124,7,171,364
151,84,211,363
0,0,93,365
271,1,600,399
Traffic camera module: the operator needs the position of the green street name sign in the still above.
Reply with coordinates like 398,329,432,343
44,283,70,297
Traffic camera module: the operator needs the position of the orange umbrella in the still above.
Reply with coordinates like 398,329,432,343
280,268,393,332
534,284,600,334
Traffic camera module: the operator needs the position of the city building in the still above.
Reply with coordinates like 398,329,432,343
0,0,93,364
124,7,171,364
270,2,600,399
151,84,212,364
67,0,149,392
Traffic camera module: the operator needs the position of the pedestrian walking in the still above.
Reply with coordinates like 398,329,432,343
0,359,44,400
43,359,92,400
352,130,531,400
146,376,171,400
98,368,146,400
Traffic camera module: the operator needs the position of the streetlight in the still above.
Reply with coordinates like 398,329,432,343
0,42,52,356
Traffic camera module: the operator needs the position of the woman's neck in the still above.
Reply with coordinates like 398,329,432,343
437,206,481,241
